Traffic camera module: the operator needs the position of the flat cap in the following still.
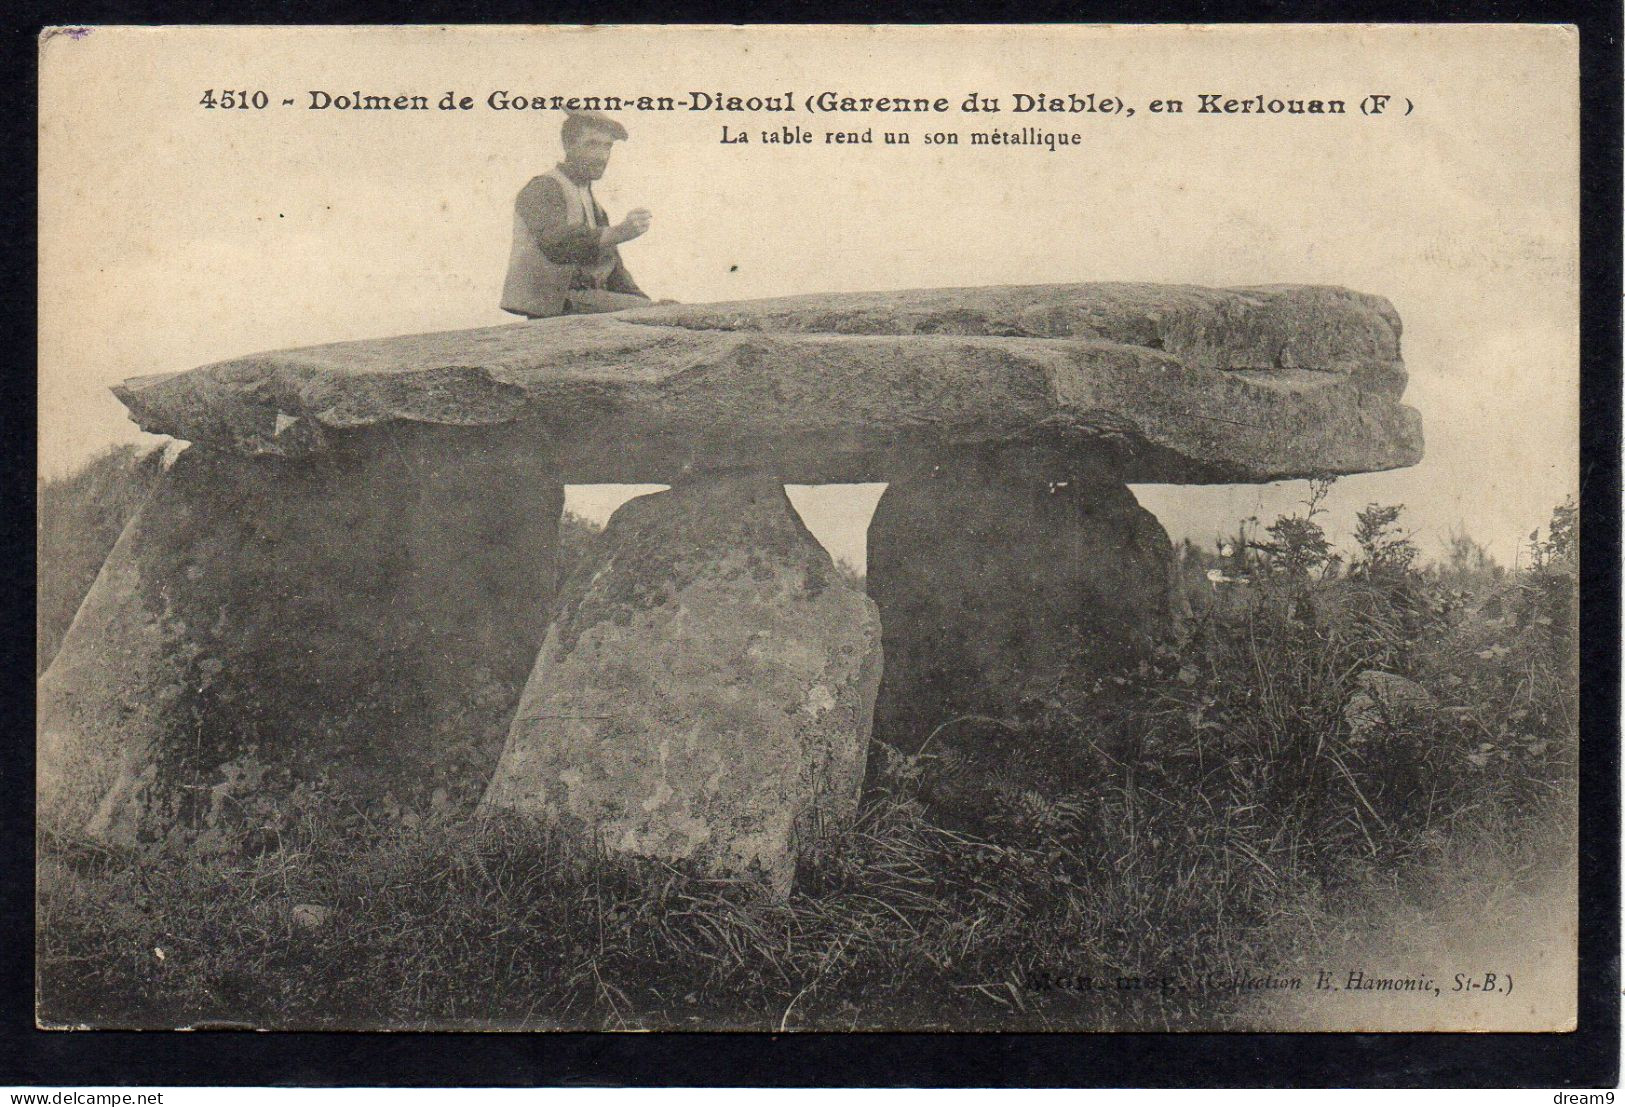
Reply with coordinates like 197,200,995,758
565,110,628,140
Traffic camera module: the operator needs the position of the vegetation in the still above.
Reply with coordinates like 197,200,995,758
36,445,166,673
36,462,1578,1030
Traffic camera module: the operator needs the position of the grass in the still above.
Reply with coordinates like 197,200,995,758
35,466,1579,1031
35,779,1354,1031
1243,811,1577,1032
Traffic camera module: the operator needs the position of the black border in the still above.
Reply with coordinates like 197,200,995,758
4,1,1619,1088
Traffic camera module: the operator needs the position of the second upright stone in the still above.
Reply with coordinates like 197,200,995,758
867,455,1185,757
482,475,883,896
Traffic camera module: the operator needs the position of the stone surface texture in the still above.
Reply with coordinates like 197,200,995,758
37,429,563,845
867,456,1185,757
113,283,1421,485
482,477,883,895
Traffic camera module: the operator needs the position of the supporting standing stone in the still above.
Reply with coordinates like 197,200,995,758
482,476,883,896
37,428,563,845
867,456,1185,759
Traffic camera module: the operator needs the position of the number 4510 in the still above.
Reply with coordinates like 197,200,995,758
200,90,269,109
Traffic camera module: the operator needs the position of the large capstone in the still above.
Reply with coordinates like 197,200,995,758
481,476,883,895
113,283,1422,485
37,428,563,846
867,455,1185,760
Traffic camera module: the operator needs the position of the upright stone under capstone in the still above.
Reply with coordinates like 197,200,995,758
37,428,563,845
482,476,883,896
866,455,1185,759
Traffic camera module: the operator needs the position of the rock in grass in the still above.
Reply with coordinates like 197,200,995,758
1344,671,1436,736
291,904,331,930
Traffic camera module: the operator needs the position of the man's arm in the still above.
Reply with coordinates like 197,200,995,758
605,256,646,298
515,177,603,265
595,200,649,297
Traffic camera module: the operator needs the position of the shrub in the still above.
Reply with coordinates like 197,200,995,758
1350,502,1418,581
557,508,605,582
1247,477,1340,583
37,444,167,673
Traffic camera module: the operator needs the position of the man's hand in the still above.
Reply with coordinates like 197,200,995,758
603,208,652,246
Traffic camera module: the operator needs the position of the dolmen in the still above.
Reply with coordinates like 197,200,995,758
39,283,1422,893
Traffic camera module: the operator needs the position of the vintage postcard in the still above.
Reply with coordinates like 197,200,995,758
37,24,1579,1033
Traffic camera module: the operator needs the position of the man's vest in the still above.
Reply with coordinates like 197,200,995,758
500,168,618,318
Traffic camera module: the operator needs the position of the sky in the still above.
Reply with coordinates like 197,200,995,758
39,25,1579,572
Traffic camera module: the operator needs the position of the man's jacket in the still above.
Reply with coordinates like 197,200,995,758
500,167,645,318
